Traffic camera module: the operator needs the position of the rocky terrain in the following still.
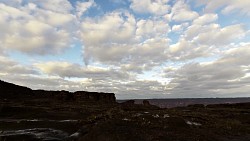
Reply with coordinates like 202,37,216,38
0,80,250,141
0,80,116,102
118,98,250,108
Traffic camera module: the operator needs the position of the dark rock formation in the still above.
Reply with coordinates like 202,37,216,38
206,102,250,109
0,80,33,99
0,80,116,103
187,104,205,108
74,91,115,102
120,100,160,111
121,100,135,106
1,79,250,141
143,100,151,106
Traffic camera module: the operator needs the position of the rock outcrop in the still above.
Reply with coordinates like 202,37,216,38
121,100,135,106
143,100,151,106
74,91,116,102
0,80,116,102
0,80,33,99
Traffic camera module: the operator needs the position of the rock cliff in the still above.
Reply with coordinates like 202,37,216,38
0,80,33,99
0,80,116,102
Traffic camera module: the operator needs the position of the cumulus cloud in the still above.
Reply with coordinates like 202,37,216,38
185,24,246,46
0,2,76,55
80,9,172,70
195,0,250,16
35,61,130,80
130,0,170,15
171,22,189,33
0,0,22,7
165,44,250,97
167,20,246,61
0,74,73,91
170,0,199,22
33,0,73,14
136,19,170,39
81,11,136,46
76,0,96,18
192,13,218,25
0,56,38,75
80,11,170,66
168,38,210,61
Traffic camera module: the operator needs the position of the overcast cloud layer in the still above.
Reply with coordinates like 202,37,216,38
0,0,250,99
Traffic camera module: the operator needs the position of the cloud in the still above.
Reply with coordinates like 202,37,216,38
130,0,170,15
0,71,168,99
82,36,170,71
0,0,22,7
165,44,250,97
171,22,189,33
110,0,127,5
0,58,168,99
80,11,136,65
0,56,38,75
195,0,250,16
80,10,172,70
0,2,76,55
192,13,218,25
35,61,130,80
76,0,96,18
136,18,170,39
168,38,210,61
33,0,73,14
167,20,246,61
0,74,72,91
81,11,136,46
185,24,246,46
170,0,199,22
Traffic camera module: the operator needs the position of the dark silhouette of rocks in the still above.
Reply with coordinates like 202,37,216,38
74,91,115,102
0,80,116,102
120,100,160,111
143,100,151,106
1,79,250,141
187,104,205,108
121,100,135,106
206,102,250,109
0,80,33,99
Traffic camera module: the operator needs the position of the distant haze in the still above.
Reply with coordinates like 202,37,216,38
0,0,250,99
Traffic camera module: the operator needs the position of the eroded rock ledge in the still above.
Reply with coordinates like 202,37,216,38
0,80,116,102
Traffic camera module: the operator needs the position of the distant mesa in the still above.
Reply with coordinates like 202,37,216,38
0,80,116,102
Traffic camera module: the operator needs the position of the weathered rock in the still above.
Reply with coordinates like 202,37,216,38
0,80,33,99
74,91,116,102
121,100,135,106
187,104,205,108
143,100,151,106
0,80,116,103
207,102,250,109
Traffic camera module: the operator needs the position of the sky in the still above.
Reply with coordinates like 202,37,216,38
0,0,250,99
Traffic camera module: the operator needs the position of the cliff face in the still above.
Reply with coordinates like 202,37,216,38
0,80,116,102
74,91,116,102
0,80,33,99
32,90,116,102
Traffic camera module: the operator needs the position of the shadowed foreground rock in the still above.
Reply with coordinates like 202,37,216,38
0,80,250,141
